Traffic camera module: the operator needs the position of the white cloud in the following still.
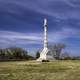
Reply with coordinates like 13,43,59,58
0,28,79,48
48,28,80,43
0,30,79,56
64,0,80,8
0,31,42,41
23,0,80,19
1,0,80,19
63,0,76,7
0,31,43,48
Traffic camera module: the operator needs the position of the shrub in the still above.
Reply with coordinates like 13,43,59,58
42,60,49,62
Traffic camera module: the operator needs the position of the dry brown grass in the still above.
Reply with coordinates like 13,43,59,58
0,60,80,80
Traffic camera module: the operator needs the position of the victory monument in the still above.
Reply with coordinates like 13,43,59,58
37,18,49,61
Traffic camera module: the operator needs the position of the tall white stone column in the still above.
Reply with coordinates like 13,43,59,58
37,18,49,61
44,18,48,49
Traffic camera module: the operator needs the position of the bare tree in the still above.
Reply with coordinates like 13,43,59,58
60,52,70,60
49,44,65,60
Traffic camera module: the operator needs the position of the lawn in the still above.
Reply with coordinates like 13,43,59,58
0,60,80,80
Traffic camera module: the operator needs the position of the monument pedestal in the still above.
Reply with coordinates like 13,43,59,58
37,48,49,61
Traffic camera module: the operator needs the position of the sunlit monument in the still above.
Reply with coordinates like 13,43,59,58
37,18,49,61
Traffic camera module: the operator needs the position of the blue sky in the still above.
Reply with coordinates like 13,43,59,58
0,0,80,56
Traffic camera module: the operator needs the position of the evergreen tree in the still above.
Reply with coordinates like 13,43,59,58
36,51,40,59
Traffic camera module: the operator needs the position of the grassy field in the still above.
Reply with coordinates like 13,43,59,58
0,60,80,80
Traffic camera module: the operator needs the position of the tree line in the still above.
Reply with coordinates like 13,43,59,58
36,43,80,60
0,44,80,61
0,47,34,61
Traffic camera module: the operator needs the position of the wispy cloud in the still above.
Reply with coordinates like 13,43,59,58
64,0,80,8
0,31,42,41
49,28,80,43
0,28,79,48
1,0,80,20
23,0,80,19
0,31,42,48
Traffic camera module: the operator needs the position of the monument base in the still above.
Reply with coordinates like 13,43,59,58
36,48,49,61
